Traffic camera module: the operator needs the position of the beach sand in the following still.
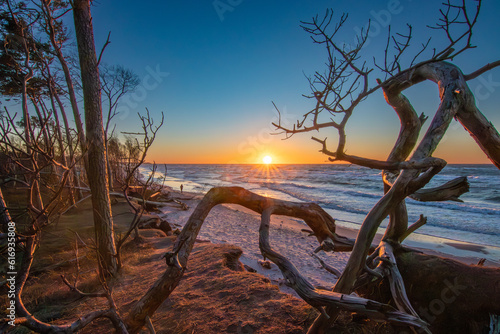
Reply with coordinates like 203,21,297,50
161,189,500,296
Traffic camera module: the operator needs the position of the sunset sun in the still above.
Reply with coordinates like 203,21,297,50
262,155,273,164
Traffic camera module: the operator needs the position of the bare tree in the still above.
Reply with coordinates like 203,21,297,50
270,1,500,332
39,0,87,167
100,64,140,190
114,109,164,268
0,93,88,331
0,0,46,224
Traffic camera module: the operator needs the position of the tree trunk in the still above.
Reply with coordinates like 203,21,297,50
42,0,88,169
48,84,76,205
456,103,500,169
72,0,117,276
30,97,52,155
333,62,473,296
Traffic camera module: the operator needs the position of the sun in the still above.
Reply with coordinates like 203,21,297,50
262,155,273,164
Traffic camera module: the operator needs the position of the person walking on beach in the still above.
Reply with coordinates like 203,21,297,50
180,184,183,193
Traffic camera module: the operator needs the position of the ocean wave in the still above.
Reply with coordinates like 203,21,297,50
485,195,500,203
406,198,500,216
262,184,370,216
141,163,499,245
265,182,315,190
424,218,499,236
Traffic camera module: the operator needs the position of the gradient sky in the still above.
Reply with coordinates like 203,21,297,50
84,0,499,164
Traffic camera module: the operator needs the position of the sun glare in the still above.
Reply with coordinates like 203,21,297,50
262,155,273,164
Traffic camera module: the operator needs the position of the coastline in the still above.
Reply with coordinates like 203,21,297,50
161,187,499,294
334,221,500,266
148,163,500,248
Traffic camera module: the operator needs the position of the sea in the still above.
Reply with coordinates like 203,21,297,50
141,164,500,248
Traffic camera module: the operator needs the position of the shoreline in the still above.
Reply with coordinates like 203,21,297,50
147,163,500,249
333,221,500,266
168,186,500,261
160,187,499,293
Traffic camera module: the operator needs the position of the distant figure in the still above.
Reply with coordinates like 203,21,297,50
180,184,184,193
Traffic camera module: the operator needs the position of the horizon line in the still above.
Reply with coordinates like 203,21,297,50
143,162,496,166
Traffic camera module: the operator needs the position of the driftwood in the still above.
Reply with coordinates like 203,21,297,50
64,187,189,210
137,215,172,236
124,187,427,333
311,253,341,278
307,59,494,333
259,207,427,329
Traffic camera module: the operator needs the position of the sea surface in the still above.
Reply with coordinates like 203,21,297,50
141,164,500,247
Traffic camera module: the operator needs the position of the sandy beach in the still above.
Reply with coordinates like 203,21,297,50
161,189,500,296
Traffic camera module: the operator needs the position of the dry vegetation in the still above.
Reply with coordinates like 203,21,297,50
1,196,319,333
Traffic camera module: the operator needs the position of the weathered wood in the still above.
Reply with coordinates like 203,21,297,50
383,175,470,203
333,61,472,297
259,207,428,329
275,5,500,333
311,253,341,278
125,186,358,333
66,187,188,209
375,242,421,319
457,98,500,169
400,215,427,242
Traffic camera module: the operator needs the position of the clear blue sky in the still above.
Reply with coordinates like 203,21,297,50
83,0,500,164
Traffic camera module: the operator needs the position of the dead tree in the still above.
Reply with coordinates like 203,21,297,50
124,187,427,333
269,1,500,333
0,91,90,331
100,64,140,190
115,109,164,268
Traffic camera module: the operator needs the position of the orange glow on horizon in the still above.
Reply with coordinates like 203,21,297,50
148,131,496,165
